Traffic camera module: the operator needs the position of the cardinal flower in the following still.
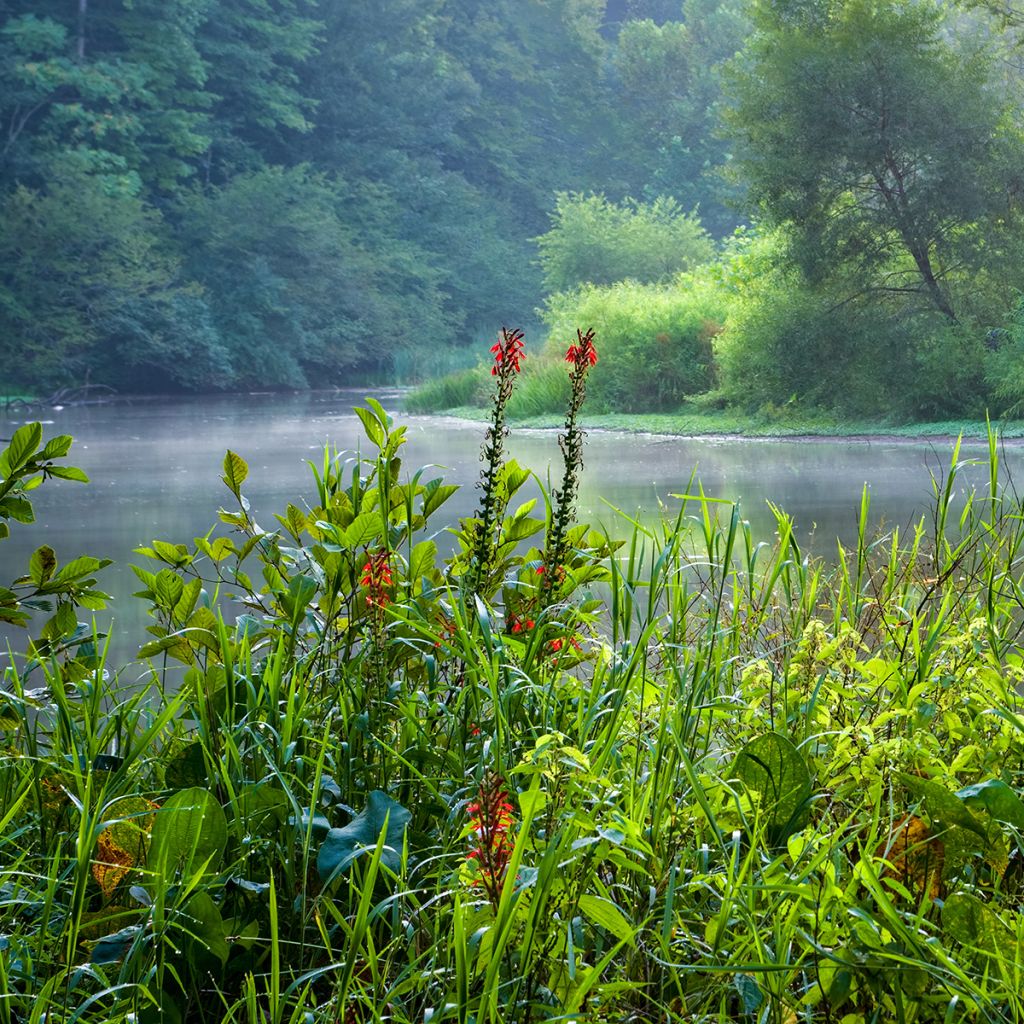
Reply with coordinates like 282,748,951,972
360,550,392,608
466,774,516,905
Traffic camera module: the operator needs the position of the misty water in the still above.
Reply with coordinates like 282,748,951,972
4,390,1021,670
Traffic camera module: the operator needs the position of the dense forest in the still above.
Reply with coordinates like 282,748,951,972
3,0,1024,417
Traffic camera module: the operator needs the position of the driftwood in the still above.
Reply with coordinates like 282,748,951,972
3,383,119,413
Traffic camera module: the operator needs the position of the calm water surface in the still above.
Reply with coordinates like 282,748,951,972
3,391,1019,668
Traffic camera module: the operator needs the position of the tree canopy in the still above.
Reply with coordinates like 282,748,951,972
725,0,1024,324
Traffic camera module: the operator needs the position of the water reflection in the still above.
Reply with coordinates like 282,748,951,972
2,391,1018,668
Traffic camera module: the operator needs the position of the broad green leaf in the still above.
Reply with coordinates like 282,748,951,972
317,791,411,882
409,540,438,585
165,742,208,790
355,405,386,449
148,787,227,878
52,555,108,583
237,784,288,829
89,924,143,965
578,894,635,946
4,423,42,474
422,480,458,519
180,892,229,968
733,973,764,1015
154,569,184,612
1,496,34,524
957,779,1024,830
28,546,56,586
733,733,812,835
282,574,317,621
344,511,384,548
221,450,248,496
942,893,1014,956
54,601,77,637
900,774,988,839
40,434,73,460
44,465,89,483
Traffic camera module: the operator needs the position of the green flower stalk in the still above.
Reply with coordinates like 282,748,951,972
542,328,597,606
467,327,525,593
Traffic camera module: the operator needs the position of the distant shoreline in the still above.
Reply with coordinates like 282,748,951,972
410,405,1024,444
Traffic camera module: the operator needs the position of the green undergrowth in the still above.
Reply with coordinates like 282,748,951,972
3,389,1024,1022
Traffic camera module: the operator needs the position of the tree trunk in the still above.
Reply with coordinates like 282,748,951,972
76,0,87,60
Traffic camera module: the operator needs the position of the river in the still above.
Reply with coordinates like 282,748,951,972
2,391,1018,670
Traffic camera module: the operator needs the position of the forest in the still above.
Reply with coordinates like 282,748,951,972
6,0,1024,418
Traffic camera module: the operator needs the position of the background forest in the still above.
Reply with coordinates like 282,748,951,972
4,0,1024,419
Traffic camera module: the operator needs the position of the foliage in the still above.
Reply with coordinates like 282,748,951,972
536,192,715,293
0,174,225,393
724,0,1024,324
0,423,109,656
175,166,454,386
543,272,731,411
612,0,752,234
7,371,1024,1020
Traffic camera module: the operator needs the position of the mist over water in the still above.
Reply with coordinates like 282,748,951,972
3,391,1019,669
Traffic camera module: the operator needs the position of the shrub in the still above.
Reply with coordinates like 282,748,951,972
535,191,714,293
716,259,988,419
542,273,731,411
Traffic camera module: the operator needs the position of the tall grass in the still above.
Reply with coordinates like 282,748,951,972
2,409,1024,1023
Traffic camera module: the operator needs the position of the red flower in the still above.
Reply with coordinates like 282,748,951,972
565,328,598,369
467,775,516,903
490,327,526,377
360,550,392,607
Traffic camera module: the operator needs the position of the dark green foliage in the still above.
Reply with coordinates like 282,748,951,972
724,0,1024,324
613,0,751,234
0,176,181,391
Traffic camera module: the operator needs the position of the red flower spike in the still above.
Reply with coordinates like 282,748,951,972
360,550,392,608
490,327,526,377
565,328,598,370
466,774,517,905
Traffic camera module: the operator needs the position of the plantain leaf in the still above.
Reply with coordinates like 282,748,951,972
733,733,812,836
148,788,227,879
317,791,410,882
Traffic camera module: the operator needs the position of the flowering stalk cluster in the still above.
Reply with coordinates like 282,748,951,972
467,327,525,592
542,328,598,606
466,773,516,907
360,550,393,609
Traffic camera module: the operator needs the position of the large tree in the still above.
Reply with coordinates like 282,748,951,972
725,0,1024,323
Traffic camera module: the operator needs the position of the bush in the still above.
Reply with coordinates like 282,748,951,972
543,273,730,412
535,192,714,294
719,291,992,419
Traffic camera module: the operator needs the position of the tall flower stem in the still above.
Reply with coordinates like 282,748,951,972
541,328,597,607
467,327,525,594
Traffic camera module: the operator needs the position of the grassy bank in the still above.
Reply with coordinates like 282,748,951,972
3,400,1024,1023
410,401,1024,441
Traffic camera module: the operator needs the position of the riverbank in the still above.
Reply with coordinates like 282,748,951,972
422,404,1024,442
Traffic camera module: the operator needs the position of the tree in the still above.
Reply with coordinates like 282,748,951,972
536,192,713,293
612,0,750,233
724,0,1023,323
0,175,185,389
